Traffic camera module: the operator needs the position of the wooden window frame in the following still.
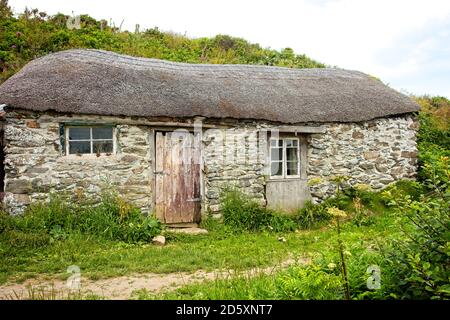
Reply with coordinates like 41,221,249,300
269,137,300,179
65,126,116,156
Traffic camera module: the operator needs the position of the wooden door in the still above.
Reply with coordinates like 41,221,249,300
155,131,201,224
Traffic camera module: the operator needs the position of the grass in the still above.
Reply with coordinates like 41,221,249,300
1,200,399,295
0,228,305,285
3,285,105,300
133,210,401,300
0,182,413,301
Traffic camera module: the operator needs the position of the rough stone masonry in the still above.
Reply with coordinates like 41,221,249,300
2,109,418,215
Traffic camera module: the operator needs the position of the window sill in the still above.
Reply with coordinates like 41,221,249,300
268,177,304,182
64,154,116,159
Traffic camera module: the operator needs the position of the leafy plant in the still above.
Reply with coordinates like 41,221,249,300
220,189,296,232
295,201,331,229
351,196,375,227
328,207,351,300
276,265,343,300
381,158,450,299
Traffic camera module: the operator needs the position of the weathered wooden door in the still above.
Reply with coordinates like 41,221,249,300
155,131,201,224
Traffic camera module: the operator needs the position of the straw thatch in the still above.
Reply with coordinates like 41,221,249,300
0,49,419,123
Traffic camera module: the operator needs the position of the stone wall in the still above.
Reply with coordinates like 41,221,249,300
2,109,418,215
202,125,267,213
201,115,418,211
307,115,418,201
3,110,152,214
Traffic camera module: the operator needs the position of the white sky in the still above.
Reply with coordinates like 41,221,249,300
9,0,450,98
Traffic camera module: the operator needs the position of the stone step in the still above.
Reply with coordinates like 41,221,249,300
166,227,208,235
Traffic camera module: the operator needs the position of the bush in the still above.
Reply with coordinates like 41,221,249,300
295,201,331,229
384,194,449,299
381,162,450,299
0,5,324,86
220,189,296,232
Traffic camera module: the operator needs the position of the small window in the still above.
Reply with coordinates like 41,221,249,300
66,126,114,155
269,138,300,178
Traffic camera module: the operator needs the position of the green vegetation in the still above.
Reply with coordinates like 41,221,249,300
134,204,403,300
0,190,162,247
220,189,297,232
415,95,450,183
0,0,448,300
139,95,449,300
0,0,324,85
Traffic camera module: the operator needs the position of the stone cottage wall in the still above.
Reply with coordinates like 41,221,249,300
202,124,267,213
307,115,418,201
2,109,418,215
3,110,152,214
201,115,418,211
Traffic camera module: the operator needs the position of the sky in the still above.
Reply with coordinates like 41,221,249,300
8,0,450,98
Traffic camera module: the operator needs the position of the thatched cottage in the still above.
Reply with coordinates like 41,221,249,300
0,49,419,224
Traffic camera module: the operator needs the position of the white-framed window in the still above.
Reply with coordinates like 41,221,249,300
66,126,115,155
269,137,300,178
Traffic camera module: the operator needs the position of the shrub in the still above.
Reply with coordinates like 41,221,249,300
295,201,331,229
220,189,296,232
221,189,268,232
351,197,375,227
418,144,450,184
381,162,450,299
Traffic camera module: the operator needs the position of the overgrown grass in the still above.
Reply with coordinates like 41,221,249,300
135,208,402,300
0,190,162,247
219,182,401,233
221,189,297,232
4,286,104,300
0,181,402,286
2,180,443,300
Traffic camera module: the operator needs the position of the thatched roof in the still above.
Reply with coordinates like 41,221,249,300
0,49,419,123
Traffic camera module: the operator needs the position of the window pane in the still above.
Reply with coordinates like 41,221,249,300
69,127,90,140
271,148,283,161
286,147,298,161
92,127,113,140
270,139,282,147
285,139,298,147
93,141,113,154
287,161,299,176
271,162,283,176
69,141,91,154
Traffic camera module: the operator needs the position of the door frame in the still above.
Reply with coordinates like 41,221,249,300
149,127,205,223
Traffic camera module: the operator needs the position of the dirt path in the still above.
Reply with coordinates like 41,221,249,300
0,257,309,300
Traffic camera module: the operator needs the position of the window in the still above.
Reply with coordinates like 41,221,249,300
66,126,114,155
270,138,300,178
